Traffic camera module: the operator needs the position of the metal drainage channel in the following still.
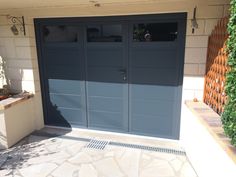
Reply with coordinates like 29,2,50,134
32,131,186,156
109,142,186,156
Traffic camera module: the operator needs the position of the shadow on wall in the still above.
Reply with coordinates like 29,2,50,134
0,52,72,137
0,131,7,150
0,55,24,149
0,55,23,94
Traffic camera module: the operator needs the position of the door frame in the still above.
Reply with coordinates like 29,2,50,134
34,12,187,138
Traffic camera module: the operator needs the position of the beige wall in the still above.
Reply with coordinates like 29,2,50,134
180,104,236,177
4,99,35,147
0,0,230,129
0,98,35,149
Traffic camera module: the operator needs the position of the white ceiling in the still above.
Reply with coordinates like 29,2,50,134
0,0,169,9
0,0,229,10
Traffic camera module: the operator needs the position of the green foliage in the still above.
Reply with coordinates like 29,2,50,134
221,0,236,146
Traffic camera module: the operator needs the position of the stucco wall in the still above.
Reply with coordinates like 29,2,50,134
4,98,35,148
0,0,230,129
180,104,236,177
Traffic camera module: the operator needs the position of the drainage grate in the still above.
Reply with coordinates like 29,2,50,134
109,142,186,156
85,139,109,150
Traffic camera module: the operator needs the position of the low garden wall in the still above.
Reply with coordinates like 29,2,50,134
0,94,34,149
180,102,236,177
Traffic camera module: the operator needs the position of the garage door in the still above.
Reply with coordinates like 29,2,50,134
35,13,186,139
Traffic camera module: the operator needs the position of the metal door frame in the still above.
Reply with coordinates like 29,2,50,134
34,12,187,138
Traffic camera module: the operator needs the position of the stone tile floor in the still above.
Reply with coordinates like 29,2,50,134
0,128,198,177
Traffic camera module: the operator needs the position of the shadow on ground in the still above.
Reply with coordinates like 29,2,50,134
0,127,71,176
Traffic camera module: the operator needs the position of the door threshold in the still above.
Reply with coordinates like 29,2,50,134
44,125,182,150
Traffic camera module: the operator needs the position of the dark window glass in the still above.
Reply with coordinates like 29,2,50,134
87,24,122,42
43,25,79,43
133,23,178,42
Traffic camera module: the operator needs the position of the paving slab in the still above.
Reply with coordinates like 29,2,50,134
0,128,197,177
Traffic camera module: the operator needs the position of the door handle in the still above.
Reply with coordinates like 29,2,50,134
119,69,126,74
118,68,127,81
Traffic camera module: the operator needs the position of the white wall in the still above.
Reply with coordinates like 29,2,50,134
0,16,44,130
0,0,230,129
180,104,236,177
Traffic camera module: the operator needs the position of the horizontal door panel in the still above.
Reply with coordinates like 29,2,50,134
88,111,126,131
130,68,179,85
44,49,82,66
87,67,125,83
130,114,173,137
49,79,83,95
50,94,83,109
87,49,123,67
56,107,85,126
130,50,177,68
130,85,177,101
131,99,174,117
46,66,82,80
87,82,126,98
88,97,124,113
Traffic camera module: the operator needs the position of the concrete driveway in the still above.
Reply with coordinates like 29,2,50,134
0,127,197,177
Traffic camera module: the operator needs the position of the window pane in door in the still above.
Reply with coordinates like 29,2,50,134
133,23,178,42
87,24,122,42
43,25,79,43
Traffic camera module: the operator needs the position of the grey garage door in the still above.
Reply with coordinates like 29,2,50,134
35,13,186,139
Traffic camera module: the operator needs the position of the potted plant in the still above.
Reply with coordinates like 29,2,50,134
0,56,9,101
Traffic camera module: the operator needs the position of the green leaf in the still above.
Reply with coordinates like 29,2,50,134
221,0,236,147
